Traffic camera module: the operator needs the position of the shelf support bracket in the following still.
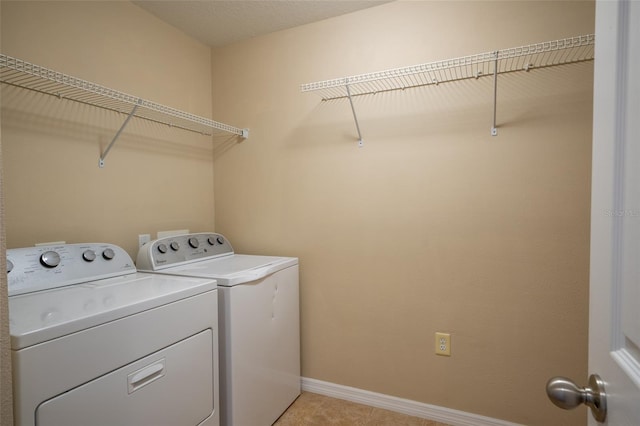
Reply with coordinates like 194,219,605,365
99,99,142,168
345,82,364,147
491,51,499,136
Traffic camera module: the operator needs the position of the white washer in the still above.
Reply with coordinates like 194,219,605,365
7,242,220,426
136,232,300,426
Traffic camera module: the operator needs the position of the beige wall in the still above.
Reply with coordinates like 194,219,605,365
211,1,594,425
0,0,13,422
1,1,216,257
0,0,594,425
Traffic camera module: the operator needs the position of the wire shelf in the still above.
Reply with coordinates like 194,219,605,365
0,53,247,137
301,34,595,100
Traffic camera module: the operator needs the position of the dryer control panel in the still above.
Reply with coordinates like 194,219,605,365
7,243,136,296
136,232,234,271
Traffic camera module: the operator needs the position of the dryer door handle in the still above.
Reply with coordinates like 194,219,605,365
128,358,166,394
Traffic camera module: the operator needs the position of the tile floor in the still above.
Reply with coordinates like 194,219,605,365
274,392,451,426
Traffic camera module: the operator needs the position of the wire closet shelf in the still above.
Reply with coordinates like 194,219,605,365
301,34,595,100
0,53,248,166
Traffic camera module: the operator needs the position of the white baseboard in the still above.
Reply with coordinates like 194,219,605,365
301,377,522,426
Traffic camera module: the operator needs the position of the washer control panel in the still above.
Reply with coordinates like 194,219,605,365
136,232,233,271
7,243,136,296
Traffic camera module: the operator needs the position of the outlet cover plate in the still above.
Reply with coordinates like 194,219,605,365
435,332,451,356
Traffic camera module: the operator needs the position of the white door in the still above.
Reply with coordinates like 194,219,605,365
588,0,640,424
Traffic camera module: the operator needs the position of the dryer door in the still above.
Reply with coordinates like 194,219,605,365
36,329,215,426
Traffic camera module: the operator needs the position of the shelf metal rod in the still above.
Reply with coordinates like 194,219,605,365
301,34,594,101
345,82,364,147
99,99,141,168
1,53,248,138
491,51,499,136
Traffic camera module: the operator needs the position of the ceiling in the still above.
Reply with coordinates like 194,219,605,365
132,0,392,47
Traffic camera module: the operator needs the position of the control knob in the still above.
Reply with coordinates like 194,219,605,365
102,248,115,260
188,237,199,248
7,260,13,273
207,237,216,246
170,242,180,251
157,243,168,254
216,237,224,245
83,250,96,262
40,251,61,268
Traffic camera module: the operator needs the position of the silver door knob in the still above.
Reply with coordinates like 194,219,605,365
546,374,607,422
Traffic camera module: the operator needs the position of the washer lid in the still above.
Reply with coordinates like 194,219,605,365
157,254,298,286
8,273,216,350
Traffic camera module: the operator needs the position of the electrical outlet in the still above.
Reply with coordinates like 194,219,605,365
435,332,451,356
138,234,151,248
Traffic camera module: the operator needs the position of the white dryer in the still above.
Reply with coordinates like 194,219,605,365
7,242,220,426
136,233,300,426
